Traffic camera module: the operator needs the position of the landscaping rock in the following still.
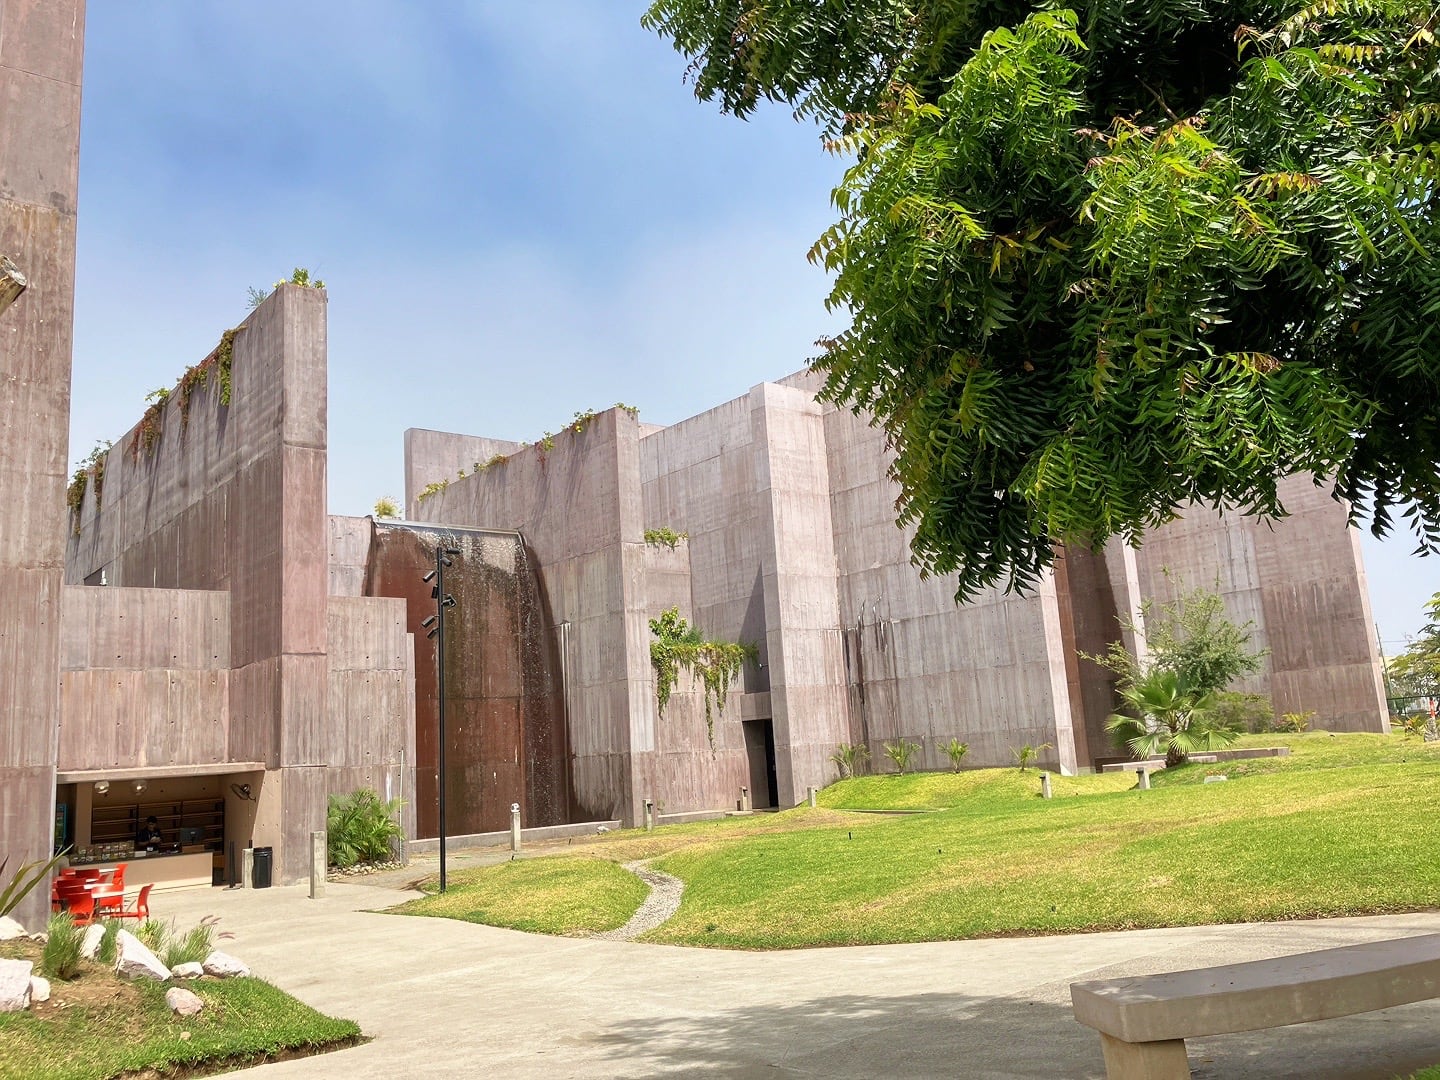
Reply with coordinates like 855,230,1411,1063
165,987,204,1017
202,950,249,978
115,930,171,981
0,959,33,1012
29,975,50,1004
80,923,105,960
0,916,26,942
170,962,203,980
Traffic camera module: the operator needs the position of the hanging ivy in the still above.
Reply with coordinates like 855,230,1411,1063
649,607,754,756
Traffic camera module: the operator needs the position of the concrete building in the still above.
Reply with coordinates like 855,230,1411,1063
404,374,1389,825
1,0,1387,929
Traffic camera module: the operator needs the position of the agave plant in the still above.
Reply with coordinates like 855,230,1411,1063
0,849,68,920
1106,669,1238,768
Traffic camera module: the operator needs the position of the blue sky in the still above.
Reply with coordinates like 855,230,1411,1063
70,3,1436,647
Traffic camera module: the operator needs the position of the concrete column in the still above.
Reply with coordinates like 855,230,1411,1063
510,802,521,852
806,786,818,808
1098,1032,1191,1079
1040,773,1053,800
1136,768,1152,791
739,786,751,812
241,848,254,889
643,799,654,832
0,0,86,934
309,830,326,899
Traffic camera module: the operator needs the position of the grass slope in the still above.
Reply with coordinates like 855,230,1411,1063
393,855,648,934
0,973,360,1080
390,733,1440,949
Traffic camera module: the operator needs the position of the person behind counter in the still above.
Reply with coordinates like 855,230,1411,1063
136,815,163,851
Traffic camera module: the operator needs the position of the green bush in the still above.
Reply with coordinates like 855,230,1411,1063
1211,691,1276,734
1280,711,1316,733
829,742,870,780
135,918,168,954
162,916,219,968
327,789,405,869
42,913,84,980
944,738,970,772
883,739,921,774
97,917,121,964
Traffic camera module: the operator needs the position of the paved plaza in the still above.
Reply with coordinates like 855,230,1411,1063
151,869,1440,1079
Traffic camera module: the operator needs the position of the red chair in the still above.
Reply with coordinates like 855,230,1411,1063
103,863,127,892
58,890,95,926
112,883,152,921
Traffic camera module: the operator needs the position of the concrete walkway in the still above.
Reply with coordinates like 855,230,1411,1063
150,883,1440,1079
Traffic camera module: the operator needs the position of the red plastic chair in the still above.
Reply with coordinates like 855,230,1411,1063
104,863,127,892
60,891,95,926
112,883,152,921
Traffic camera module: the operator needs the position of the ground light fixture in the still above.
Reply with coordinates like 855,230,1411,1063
424,544,462,892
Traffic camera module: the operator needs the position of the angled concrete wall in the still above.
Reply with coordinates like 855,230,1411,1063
0,0,85,930
1134,473,1387,732
64,287,410,882
408,408,649,823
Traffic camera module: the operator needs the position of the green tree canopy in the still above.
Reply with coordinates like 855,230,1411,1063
645,1,1440,599
1390,590,1440,698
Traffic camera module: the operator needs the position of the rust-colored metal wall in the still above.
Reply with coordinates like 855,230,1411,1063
0,0,85,930
367,524,570,836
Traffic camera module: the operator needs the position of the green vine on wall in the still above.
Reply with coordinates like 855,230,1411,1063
65,441,111,535
649,607,754,756
644,527,689,550
415,479,449,503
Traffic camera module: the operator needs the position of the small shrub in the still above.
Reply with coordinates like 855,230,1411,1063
1279,711,1315,733
1397,713,1429,737
830,742,870,780
97,917,121,964
1211,691,1276,734
42,913,84,980
136,918,169,954
163,916,220,968
944,738,970,772
883,738,921,774
328,789,405,869
373,496,400,520
1012,742,1052,771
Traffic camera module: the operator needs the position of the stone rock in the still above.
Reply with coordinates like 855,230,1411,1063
202,950,249,978
0,916,26,942
29,976,50,1004
0,959,33,1012
115,930,171,981
170,962,203,980
80,923,105,960
29,933,47,945
165,987,204,1017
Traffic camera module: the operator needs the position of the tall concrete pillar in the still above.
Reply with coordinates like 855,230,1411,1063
0,0,86,930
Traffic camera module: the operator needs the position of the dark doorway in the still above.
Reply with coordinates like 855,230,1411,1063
743,719,778,809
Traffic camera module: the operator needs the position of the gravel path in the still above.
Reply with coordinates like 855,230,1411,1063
593,860,684,941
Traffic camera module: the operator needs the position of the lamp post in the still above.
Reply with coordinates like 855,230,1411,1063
422,544,461,893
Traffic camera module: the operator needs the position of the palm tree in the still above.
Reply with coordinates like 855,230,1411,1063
1105,669,1238,769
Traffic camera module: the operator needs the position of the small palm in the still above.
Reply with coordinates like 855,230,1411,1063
1106,669,1237,768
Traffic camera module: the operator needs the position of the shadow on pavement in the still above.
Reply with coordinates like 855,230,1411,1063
587,990,1440,1079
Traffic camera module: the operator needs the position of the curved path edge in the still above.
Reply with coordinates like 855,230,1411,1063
593,860,684,941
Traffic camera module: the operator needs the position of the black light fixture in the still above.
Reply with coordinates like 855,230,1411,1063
426,543,462,892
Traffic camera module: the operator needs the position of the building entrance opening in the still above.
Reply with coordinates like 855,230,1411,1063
742,719,778,809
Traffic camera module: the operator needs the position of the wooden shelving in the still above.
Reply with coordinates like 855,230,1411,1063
90,799,225,853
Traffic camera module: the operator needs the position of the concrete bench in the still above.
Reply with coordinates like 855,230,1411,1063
1070,933,1440,1079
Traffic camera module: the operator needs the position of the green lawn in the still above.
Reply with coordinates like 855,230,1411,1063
389,732,1440,949
393,854,649,934
0,973,360,1080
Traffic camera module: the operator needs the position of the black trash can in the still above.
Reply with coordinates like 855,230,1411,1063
251,846,273,890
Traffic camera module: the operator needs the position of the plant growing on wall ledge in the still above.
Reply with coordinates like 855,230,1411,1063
649,606,754,756
416,478,449,503
373,496,401,520
65,441,111,535
644,527,689,550
275,267,325,289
